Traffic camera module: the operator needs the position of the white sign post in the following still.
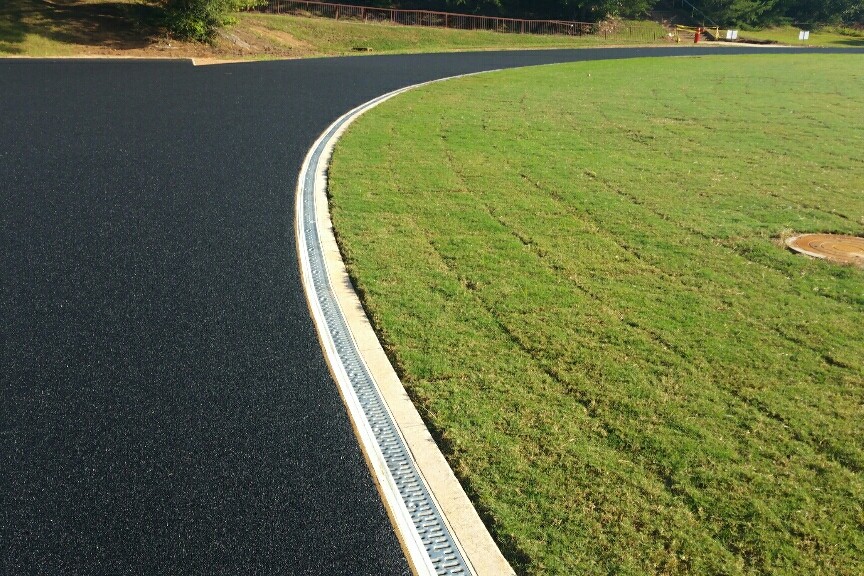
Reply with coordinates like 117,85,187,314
799,30,810,41
725,30,739,40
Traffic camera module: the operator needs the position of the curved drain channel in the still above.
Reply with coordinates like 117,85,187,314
296,78,497,576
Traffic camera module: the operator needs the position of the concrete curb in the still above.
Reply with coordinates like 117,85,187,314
296,76,515,576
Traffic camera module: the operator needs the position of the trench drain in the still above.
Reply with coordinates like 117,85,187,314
299,90,472,576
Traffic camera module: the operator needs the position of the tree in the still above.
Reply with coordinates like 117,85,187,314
503,0,658,21
782,0,864,25
680,0,862,26
693,0,781,26
165,0,264,41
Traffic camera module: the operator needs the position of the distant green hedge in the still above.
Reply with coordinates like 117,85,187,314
165,0,264,41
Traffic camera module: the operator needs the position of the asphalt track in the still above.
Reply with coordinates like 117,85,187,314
2,46,862,575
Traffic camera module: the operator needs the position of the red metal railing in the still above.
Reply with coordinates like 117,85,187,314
257,0,664,41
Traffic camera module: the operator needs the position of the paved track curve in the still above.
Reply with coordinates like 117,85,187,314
2,46,862,575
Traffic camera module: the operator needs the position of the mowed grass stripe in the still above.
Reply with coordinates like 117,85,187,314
329,55,864,574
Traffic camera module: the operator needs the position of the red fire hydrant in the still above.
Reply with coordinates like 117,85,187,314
694,27,701,43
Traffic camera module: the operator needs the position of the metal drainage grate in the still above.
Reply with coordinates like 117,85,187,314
300,93,471,576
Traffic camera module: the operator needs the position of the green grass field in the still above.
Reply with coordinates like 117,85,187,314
234,13,667,57
0,0,164,56
741,25,864,47
329,55,864,574
0,1,667,58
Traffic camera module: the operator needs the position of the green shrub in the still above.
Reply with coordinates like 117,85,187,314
165,0,264,41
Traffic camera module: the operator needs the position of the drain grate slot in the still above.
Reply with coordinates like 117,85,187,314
299,93,472,576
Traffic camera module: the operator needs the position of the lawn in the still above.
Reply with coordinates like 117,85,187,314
328,55,864,575
234,13,667,57
740,25,864,47
0,0,164,56
0,1,667,59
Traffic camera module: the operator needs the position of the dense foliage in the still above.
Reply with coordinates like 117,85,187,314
379,0,864,26
164,0,263,40
166,0,861,42
677,0,864,26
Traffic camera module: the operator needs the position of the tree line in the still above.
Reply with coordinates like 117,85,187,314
164,0,862,42
666,0,863,27
358,0,864,26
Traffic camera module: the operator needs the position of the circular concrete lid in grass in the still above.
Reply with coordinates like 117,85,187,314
786,233,864,266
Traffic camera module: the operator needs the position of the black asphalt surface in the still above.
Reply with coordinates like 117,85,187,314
2,46,862,575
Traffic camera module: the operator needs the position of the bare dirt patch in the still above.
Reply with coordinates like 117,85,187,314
786,233,864,266
247,24,312,51
215,24,315,57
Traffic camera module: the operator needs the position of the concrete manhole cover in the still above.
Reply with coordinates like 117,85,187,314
785,233,864,266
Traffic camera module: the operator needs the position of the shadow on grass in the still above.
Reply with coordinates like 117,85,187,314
834,37,864,47
0,0,167,54
0,4,27,53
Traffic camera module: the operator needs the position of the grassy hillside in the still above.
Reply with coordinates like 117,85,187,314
0,2,666,60
230,13,667,58
329,54,864,575
2,1,862,59
740,25,864,47
0,0,168,57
